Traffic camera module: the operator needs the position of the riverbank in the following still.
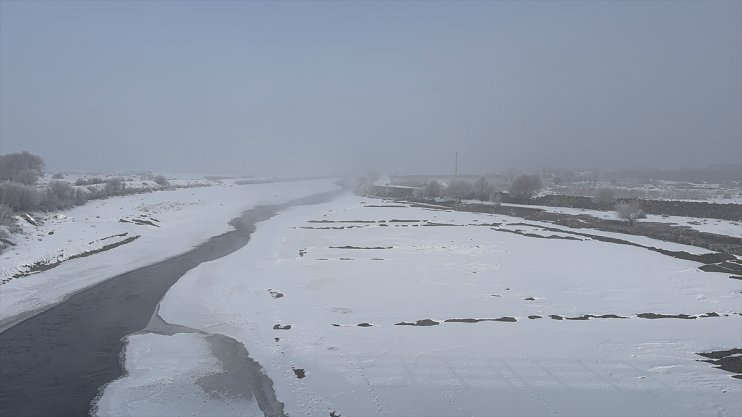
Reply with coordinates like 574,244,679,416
0,178,342,332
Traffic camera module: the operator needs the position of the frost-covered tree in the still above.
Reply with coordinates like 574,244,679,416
0,152,44,182
422,180,443,199
615,200,645,226
446,179,474,202
509,174,543,200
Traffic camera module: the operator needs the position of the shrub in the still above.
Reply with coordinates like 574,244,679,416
509,174,543,200
616,200,646,226
40,181,76,210
52,173,65,179
0,203,13,225
153,175,170,187
75,177,104,186
0,151,44,181
73,189,88,206
104,177,125,194
0,181,40,211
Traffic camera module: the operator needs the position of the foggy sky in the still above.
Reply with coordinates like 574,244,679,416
1,0,740,176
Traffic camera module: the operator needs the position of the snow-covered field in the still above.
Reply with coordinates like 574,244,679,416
96,194,742,417
465,201,742,238
0,178,341,331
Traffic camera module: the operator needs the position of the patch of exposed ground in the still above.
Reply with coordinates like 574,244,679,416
697,349,742,379
268,289,284,299
394,319,439,326
493,228,583,241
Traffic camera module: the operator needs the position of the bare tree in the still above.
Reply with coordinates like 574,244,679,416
615,200,645,226
509,174,543,201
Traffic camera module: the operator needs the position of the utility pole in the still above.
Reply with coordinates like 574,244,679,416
454,152,458,177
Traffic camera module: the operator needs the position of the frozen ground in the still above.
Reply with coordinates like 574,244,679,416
97,195,742,417
0,178,341,331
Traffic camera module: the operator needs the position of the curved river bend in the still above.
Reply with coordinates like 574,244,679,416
0,189,342,417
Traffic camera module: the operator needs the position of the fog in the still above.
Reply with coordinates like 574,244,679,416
1,1,740,176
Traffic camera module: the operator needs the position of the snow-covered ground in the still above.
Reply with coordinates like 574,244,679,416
0,178,341,331
481,201,742,238
96,195,742,417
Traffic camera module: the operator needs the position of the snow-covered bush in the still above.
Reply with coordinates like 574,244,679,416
104,177,125,194
52,173,65,179
615,200,645,226
0,203,13,225
75,177,104,186
39,181,81,210
0,181,40,211
153,175,170,187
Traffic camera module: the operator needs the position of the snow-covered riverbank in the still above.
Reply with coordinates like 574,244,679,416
0,178,342,331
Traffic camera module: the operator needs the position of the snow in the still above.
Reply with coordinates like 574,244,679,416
97,195,742,416
0,178,341,331
93,332,262,417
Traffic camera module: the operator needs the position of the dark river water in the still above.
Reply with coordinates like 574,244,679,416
0,189,342,417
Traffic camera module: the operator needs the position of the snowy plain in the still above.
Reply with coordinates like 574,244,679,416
96,194,742,417
484,201,742,239
0,178,341,331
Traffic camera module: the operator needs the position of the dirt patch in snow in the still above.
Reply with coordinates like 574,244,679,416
395,319,439,326
697,348,742,379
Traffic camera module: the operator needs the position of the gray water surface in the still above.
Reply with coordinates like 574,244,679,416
0,189,342,417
